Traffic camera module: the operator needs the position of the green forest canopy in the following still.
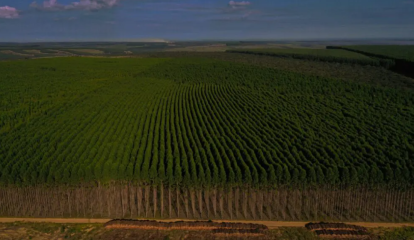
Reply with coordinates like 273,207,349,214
228,48,371,59
0,57,413,187
338,45,414,62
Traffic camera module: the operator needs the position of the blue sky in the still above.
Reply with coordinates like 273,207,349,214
0,0,413,41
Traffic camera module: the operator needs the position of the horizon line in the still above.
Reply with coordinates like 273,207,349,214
1,37,414,44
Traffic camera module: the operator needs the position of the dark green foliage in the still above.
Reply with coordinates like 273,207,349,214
327,45,414,78
226,48,390,67
329,45,414,62
0,57,413,189
147,52,414,91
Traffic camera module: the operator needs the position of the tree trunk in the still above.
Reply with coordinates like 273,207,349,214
228,188,233,220
68,189,72,218
243,188,248,219
219,189,224,218
153,185,157,218
120,184,125,218
190,189,196,218
137,186,142,217
213,188,217,218
204,189,210,218
184,189,189,218
160,185,164,218
267,189,273,220
259,190,263,220
176,187,180,218
235,188,239,219
127,183,132,218
198,189,203,219
76,188,80,217
168,187,172,218
145,185,150,218
82,186,86,217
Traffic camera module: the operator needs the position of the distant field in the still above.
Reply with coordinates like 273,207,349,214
226,48,395,67
335,45,414,62
67,49,105,54
166,45,228,52
229,48,371,59
0,53,26,60
0,41,349,60
23,49,45,54
0,50,33,57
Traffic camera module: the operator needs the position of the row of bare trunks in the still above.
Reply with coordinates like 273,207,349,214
1,185,413,221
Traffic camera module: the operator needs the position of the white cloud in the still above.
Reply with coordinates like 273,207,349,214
44,0,59,8
228,1,251,7
0,6,19,19
69,0,119,10
31,0,120,11
31,0,64,10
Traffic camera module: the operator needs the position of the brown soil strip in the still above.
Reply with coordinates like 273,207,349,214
213,233,265,237
104,219,268,231
0,218,414,229
307,222,371,239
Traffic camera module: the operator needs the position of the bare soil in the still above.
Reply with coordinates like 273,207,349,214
1,218,414,229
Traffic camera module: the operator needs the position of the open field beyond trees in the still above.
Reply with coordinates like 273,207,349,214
1,221,414,240
0,52,414,221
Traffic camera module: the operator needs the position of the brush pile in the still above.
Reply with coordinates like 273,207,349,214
306,222,370,239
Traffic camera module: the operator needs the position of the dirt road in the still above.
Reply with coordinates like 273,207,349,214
1,218,414,229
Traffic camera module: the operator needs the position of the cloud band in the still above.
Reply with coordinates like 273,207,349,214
228,1,251,7
0,6,19,19
31,0,120,11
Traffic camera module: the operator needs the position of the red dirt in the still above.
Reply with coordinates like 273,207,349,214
104,219,268,232
0,218,414,229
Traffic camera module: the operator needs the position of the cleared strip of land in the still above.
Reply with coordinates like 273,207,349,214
0,218,414,229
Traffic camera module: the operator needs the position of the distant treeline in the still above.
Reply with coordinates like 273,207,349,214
327,46,414,78
146,52,414,91
226,49,395,68
327,45,414,62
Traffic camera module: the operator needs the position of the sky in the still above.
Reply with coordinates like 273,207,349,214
0,0,413,42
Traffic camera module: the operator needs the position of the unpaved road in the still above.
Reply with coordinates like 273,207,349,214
1,218,414,229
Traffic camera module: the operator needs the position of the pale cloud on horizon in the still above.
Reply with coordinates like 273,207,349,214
228,1,251,7
0,6,19,19
31,0,120,11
